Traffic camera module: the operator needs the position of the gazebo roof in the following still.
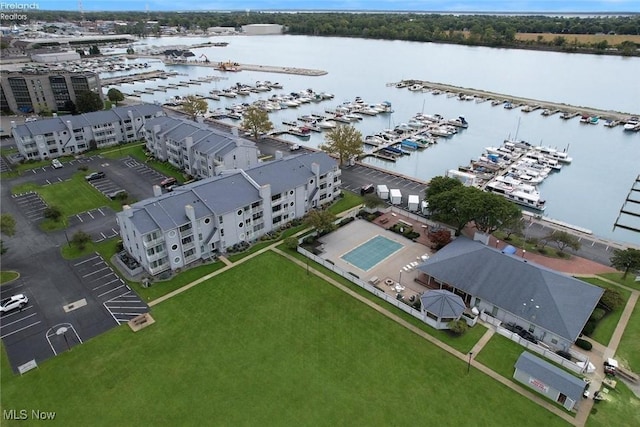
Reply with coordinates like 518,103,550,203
420,289,465,318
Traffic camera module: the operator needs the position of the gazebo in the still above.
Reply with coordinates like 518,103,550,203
420,289,466,329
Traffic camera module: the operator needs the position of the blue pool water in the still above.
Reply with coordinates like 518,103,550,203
341,235,403,271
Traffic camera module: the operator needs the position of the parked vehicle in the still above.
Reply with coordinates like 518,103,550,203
108,189,127,200
160,177,177,188
0,294,28,313
85,171,105,181
51,159,63,169
360,184,375,195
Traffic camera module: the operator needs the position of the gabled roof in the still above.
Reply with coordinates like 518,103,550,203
515,352,585,402
420,289,465,319
416,238,603,342
246,152,337,194
14,104,163,137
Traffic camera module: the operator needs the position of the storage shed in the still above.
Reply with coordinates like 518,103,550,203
514,352,586,411
376,184,389,200
407,195,420,212
389,188,402,205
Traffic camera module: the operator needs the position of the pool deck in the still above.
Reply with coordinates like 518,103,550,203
318,219,433,301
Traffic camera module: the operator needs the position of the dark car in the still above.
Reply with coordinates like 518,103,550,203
360,184,375,195
85,171,106,181
517,329,538,344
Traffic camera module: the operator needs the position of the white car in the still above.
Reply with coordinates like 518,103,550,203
52,159,63,169
0,294,29,313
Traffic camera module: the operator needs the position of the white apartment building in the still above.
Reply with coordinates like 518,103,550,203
11,104,164,160
116,152,341,275
143,116,259,179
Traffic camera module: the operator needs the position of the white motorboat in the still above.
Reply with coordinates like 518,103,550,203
623,117,640,131
318,120,336,129
485,176,546,211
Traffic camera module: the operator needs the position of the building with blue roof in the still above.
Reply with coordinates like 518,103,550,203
117,152,341,275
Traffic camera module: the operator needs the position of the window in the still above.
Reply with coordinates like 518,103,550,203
220,229,224,237
272,204,282,212
204,218,211,224
528,324,535,333
171,244,178,251
290,202,294,207
237,209,243,216
174,256,181,263
271,193,281,201
218,216,223,224
289,190,294,195
238,222,244,228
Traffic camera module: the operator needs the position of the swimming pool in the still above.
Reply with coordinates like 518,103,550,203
341,235,403,271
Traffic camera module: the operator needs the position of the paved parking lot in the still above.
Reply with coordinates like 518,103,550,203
341,163,427,205
11,191,48,222
67,207,119,242
71,254,148,325
87,175,124,198
123,156,168,184
0,156,11,173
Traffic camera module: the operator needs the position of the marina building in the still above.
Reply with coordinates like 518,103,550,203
0,70,102,114
117,152,342,275
241,24,283,35
11,104,164,160
143,116,260,179
416,237,603,351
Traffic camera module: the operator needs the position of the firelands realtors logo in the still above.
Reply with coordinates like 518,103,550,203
0,2,38,21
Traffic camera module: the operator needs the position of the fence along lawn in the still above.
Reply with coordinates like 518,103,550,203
1,252,567,426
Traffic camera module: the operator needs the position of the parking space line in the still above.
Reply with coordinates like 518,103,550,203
0,312,38,329
87,211,94,219
98,284,126,298
76,214,84,222
97,208,104,216
82,266,110,278
74,255,101,266
0,321,42,339
92,278,121,291
0,305,34,319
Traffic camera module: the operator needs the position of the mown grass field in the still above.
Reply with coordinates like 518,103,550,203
1,252,567,427
616,300,640,374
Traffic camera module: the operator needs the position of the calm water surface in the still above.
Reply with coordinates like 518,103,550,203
107,35,640,245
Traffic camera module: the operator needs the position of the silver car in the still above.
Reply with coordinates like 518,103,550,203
0,294,29,313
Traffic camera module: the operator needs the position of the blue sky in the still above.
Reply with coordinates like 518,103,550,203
26,1,640,13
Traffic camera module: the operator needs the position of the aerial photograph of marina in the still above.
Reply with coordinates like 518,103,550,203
1,1,639,426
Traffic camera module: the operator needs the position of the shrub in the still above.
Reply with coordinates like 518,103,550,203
575,338,593,351
590,308,606,322
283,236,298,250
339,217,354,227
44,206,62,221
599,288,624,312
582,320,596,336
556,350,572,360
447,319,468,336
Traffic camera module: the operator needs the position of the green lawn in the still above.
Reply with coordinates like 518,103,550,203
578,277,631,346
0,271,19,285
0,251,568,427
615,300,640,373
600,272,640,292
474,334,580,415
11,172,122,230
101,144,184,181
281,245,486,354
586,381,640,427
328,190,363,215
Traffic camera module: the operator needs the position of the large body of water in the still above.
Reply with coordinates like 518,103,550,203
104,35,640,246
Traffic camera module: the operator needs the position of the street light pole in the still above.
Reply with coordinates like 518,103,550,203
399,270,403,286
467,351,473,374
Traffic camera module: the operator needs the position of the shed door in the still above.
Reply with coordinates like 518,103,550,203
557,393,567,404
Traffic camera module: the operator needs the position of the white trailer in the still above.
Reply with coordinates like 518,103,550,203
389,188,402,205
408,194,420,212
376,184,389,200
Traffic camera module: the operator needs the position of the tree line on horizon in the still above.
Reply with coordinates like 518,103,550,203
13,11,640,56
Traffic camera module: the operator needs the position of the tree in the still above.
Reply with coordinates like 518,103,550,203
0,214,16,237
428,228,452,250
44,206,62,221
63,100,77,115
283,236,298,250
70,231,92,250
363,193,384,210
545,230,581,253
107,88,124,106
427,185,483,235
241,106,273,139
610,248,640,279
448,319,468,335
425,176,462,200
474,192,522,234
181,95,208,121
319,124,363,166
304,209,337,235
75,91,104,113
501,215,525,240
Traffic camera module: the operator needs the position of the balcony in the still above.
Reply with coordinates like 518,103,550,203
143,235,164,248
146,250,167,262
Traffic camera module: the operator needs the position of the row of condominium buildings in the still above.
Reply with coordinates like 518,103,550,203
10,102,342,275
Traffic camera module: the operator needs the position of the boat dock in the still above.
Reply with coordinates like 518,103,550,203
391,80,639,124
101,70,179,85
614,175,640,233
163,59,327,76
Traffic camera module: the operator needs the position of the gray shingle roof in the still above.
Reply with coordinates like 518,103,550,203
416,238,603,341
246,152,337,194
515,352,585,402
14,104,163,137
420,289,466,318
